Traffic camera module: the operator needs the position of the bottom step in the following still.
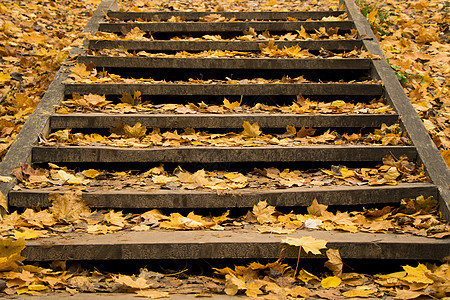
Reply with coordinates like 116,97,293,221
24,230,449,261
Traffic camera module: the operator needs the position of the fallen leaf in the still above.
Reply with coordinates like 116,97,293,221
282,236,327,255
321,276,342,288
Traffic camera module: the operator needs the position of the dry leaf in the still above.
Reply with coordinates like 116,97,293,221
282,236,327,255
49,191,90,223
324,249,343,277
321,276,342,288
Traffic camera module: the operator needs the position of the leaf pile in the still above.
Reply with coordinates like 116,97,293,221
106,13,348,23
361,0,450,164
0,0,97,160
13,154,429,194
0,188,448,240
86,43,378,60
87,24,359,42
40,122,409,148
119,0,343,12
64,63,379,85
0,224,448,297
57,92,394,115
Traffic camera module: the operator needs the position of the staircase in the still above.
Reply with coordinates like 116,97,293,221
0,0,449,266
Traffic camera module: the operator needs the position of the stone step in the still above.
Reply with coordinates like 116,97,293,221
23,229,450,261
64,83,383,97
86,39,363,52
9,183,437,209
78,57,372,70
107,10,347,21
98,21,355,34
49,113,399,130
31,145,417,164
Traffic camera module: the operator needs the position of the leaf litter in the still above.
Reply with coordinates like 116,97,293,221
1,169,449,294
1,0,449,298
39,122,409,147
57,92,394,115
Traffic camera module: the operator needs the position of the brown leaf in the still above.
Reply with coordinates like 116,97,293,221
49,191,90,223
325,249,343,277
307,198,328,217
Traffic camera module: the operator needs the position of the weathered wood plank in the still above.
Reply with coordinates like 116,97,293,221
9,183,437,209
64,83,383,96
343,0,450,220
31,145,417,163
78,56,371,70
107,10,347,21
23,229,450,261
98,21,355,33
86,39,363,51
49,113,399,130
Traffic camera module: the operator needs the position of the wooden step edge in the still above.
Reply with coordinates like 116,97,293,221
63,83,384,96
31,145,418,164
78,56,372,70
23,229,450,261
97,21,355,33
107,10,348,21
86,39,363,51
342,0,450,221
9,183,437,209
49,113,399,130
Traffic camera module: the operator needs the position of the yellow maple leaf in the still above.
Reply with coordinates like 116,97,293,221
321,276,342,288
83,94,110,108
104,211,126,228
83,169,103,179
0,238,26,271
124,27,148,40
282,236,327,255
285,125,297,136
340,168,355,178
13,228,44,240
402,264,434,284
223,98,241,109
71,63,91,79
253,200,276,224
242,121,261,137
297,269,319,283
296,26,310,40
124,122,147,139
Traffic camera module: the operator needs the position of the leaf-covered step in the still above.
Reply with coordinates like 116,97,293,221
86,40,363,52
64,83,383,97
23,229,450,261
77,57,372,70
49,113,398,130
31,145,417,164
9,183,437,209
98,21,355,34
107,10,347,21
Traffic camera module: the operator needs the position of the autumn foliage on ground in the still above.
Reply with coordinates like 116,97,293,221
0,0,449,298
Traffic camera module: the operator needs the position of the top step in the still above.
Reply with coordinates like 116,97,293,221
107,11,347,21
98,21,355,33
